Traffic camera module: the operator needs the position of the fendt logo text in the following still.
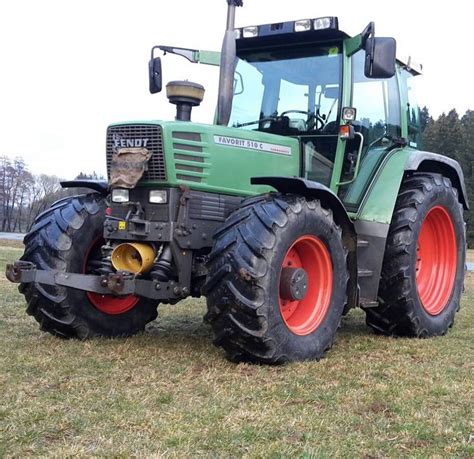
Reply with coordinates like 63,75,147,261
112,133,149,150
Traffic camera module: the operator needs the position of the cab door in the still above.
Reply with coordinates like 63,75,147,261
336,49,402,212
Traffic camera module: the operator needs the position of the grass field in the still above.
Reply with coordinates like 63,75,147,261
0,242,473,457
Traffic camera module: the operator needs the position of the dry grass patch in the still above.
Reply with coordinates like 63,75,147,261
467,249,474,263
0,239,23,249
0,245,473,457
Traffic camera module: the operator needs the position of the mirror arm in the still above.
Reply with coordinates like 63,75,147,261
154,45,199,63
346,21,375,57
361,22,376,77
361,22,375,47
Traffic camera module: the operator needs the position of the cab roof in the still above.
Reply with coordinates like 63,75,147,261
236,16,422,75
236,17,349,52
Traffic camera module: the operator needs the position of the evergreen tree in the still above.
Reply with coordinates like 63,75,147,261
423,109,463,162
423,109,473,247
419,106,432,134
460,111,474,246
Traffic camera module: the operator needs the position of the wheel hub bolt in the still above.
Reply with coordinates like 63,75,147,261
280,267,308,301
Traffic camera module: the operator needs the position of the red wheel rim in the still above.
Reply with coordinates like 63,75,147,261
416,206,457,315
84,238,139,315
278,235,333,335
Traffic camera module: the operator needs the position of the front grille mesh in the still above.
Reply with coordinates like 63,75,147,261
106,124,166,181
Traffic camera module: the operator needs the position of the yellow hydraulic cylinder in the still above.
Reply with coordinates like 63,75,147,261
111,243,156,274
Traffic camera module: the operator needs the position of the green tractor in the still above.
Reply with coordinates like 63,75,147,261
7,1,468,363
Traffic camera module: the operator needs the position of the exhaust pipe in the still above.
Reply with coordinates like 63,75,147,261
111,243,156,275
216,0,243,126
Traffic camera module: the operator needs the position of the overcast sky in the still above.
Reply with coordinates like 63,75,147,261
1,0,472,178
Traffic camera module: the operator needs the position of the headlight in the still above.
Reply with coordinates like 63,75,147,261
111,189,130,203
295,19,312,32
313,17,333,30
242,26,258,38
149,190,168,204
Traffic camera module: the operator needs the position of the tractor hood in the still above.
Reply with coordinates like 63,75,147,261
106,120,300,197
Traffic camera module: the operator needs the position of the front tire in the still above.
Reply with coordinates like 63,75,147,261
204,194,349,364
20,193,158,339
365,173,466,337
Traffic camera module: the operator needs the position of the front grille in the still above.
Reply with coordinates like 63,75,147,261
106,124,166,181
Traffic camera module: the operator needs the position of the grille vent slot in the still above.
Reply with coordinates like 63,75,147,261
106,124,166,181
172,132,206,183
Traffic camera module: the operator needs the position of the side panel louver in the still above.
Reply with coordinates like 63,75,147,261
172,132,210,184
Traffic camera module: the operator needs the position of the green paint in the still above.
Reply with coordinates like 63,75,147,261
194,50,221,66
330,41,354,193
343,146,387,206
116,120,299,196
345,34,363,57
356,147,411,224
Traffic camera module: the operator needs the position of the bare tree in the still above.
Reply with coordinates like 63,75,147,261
0,156,104,233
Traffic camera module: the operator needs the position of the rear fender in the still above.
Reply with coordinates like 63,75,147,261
405,151,469,210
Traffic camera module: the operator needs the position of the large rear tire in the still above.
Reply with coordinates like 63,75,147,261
365,173,466,337
19,193,158,339
204,194,349,364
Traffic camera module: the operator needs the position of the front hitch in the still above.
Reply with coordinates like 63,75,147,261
6,261,36,283
5,261,184,301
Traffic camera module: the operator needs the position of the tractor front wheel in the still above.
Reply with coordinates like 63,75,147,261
19,193,158,339
365,173,466,337
204,194,349,364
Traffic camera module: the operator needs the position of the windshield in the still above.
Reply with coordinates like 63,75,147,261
229,45,342,136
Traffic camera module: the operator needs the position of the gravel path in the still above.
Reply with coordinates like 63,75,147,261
0,232,25,241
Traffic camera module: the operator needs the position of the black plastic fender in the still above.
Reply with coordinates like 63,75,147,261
60,180,109,195
251,176,358,309
405,151,469,210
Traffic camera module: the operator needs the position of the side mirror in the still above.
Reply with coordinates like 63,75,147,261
364,37,396,79
149,57,162,94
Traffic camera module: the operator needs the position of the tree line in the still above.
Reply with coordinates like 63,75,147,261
0,156,102,233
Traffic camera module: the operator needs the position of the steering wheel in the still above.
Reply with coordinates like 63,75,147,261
281,110,326,130
281,110,311,117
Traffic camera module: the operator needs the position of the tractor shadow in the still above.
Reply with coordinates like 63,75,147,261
138,303,219,356
135,303,379,358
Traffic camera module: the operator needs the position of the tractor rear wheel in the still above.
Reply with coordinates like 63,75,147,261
19,193,158,339
365,173,466,337
204,194,348,364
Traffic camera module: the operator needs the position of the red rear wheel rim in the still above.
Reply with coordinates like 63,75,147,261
416,206,457,315
84,238,139,315
278,235,333,335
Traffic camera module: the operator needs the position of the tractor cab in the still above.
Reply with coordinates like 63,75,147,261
229,16,414,203
230,32,345,187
